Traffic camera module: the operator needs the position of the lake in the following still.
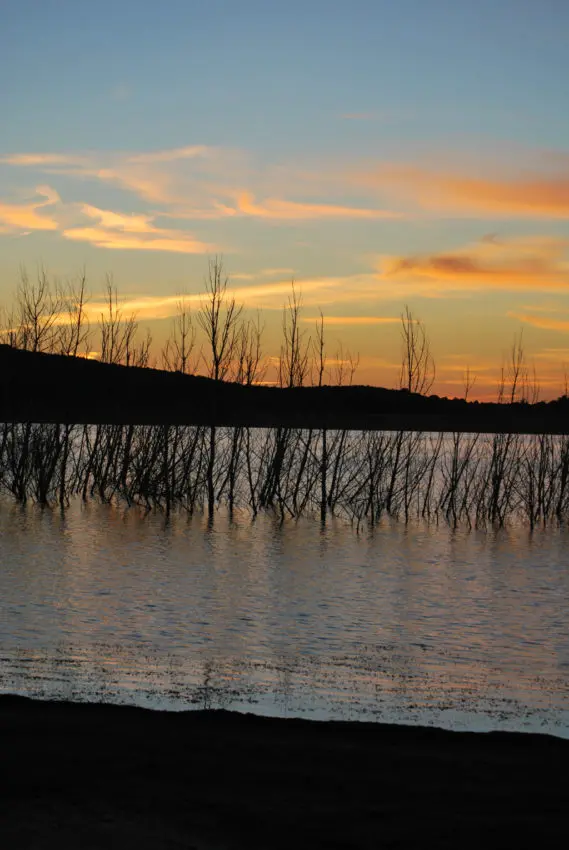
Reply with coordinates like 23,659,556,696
1,499,568,736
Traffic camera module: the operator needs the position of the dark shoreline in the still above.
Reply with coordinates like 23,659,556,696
3,344,569,434
2,695,568,848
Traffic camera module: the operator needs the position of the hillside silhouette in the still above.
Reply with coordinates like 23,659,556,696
1,344,568,433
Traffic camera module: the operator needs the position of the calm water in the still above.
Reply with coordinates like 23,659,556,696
1,500,568,736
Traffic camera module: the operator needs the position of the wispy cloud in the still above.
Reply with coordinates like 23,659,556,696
534,347,569,359
84,279,335,321
1,153,91,167
219,191,402,221
2,144,402,222
127,145,209,164
378,235,569,294
0,146,214,206
0,185,60,234
301,316,399,325
62,203,213,254
507,312,569,332
261,267,296,276
360,163,569,219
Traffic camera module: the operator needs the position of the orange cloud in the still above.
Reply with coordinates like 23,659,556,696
80,205,159,233
379,235,569,293
62,204,213,253
127,145,208,164
0,185,60,233
63,227,211,253
1,153,90,167
301,316,399,325
364,164,569,218
507,312,569,332
84,279,335,321
226,191,402,221
1,146,213,206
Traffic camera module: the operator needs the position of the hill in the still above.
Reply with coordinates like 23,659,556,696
1,345,568,433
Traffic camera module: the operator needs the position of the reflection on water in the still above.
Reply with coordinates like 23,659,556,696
0,501,568,736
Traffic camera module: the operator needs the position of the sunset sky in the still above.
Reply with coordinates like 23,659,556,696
1,0,569,398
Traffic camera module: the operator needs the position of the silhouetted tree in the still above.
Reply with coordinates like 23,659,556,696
99,276,138,365
278,283,310,388
197,256,242,382
162,293,197,374
399,305,435,395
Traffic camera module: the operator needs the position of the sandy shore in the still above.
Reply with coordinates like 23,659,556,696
1,695,568,849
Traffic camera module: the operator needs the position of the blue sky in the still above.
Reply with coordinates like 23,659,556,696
1,0,569,395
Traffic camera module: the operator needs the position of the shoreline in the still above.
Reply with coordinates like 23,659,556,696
3,344,569,435
2,695,568,848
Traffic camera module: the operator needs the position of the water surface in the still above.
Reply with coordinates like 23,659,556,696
1,501,568,736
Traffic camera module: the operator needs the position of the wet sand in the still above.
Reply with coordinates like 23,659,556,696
1,695,568,849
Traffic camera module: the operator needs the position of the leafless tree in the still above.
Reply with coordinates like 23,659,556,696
196,257,243,519
57,270,91,357
506,331,526,404
312,312,326,388
234,312,266,386
162,293,197,374
463,365,476,401
9,267,63,353
197,256,243,382
99,276,139,365
278,283,311,388
497,331,531,404
399,305,435,395
333,342,360,387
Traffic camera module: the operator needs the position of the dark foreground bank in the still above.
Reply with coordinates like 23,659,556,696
1,696,568,849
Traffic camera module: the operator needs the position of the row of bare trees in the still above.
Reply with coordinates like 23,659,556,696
2,421,569,529
3,258,553,406
0,259,364,390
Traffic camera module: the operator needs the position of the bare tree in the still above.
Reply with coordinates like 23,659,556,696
57,270,91,357
197,256,243,382
162,293,197,374
333,341,359,387
196,257,243,520
131,327,153,368
99,276,139,365
312,312,326,388
234,312,266,386
463,365,476,401
278,283,310,388
399,305,435,395
507,331,526,404
523,362,540,405
497,331,529,404
10,267,63,353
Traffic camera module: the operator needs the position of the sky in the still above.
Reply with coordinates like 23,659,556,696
1,0,569,397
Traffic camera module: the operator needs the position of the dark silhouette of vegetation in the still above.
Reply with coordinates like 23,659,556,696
2,260,569,527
